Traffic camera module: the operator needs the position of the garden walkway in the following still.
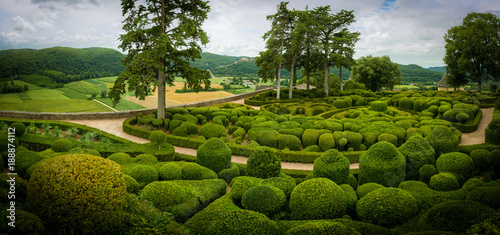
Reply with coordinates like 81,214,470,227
65,102,493,171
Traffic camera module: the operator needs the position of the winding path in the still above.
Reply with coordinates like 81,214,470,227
65,102,494,171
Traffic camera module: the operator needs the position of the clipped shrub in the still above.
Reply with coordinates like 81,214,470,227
419,164,437,184
348,174,358,190
358,141,406,187
425,126,459,158
469,149,491,173
10,122,26,137
370,101,388,112
246,147,281,179
196,138,232,173
277,134,302,151
466,186,500,210
206,210,279,235
51,139,73,152
346,132,363,150
399,135,435,180
247,127,281,148
0,209,44,234
16,150,43,177
318,133,335,151
436,152,473,185
289,178,347,220
134,154,159,166
377,133,398,146
242,185,286,216
356,188,418,227
107,152,134,165
218,163,240,184
27,154,126,234
285,221,361,235
302,129,331,148
159,163,182,180
139,181,187,210
303,145,321,152
127,164,159,186
429,172,459,191
260,177,296,197
339,184,358,216
313,149,350,185
181,162,203,180
123,174,139,194
356,182,385,199
149,130,166,149
230,176,263,200
199,123,226,139
456,112,469,123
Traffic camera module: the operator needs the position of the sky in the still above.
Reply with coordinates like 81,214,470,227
1,0,500,68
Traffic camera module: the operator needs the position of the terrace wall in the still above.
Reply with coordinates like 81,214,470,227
0,88,272,120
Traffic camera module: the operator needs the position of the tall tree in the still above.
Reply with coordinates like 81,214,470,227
332,29,360,90
315,7,357,97
110,0,211,119
351,55,402,92
283,9,307,99
297,6,322,90
444,12,500,92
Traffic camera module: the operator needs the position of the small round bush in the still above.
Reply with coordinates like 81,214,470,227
356,182,385,199
10,122,26,137
260,176,296,197
149,130,166,148
218,163,240,183
277,134,301,151
134,154,159,165
28,154,126,234
51,139,73,152
466,186,500,210
455,112,469,123
172,124,188,137
107,152,135,165
206,210,279,235
196,138,232,174
358,141,406,187
399,135,435,180
436,152,473,185
16,150,43,177
123,174,139,194
356,188,418,227
370,101,387,112
425,126,459,158
348,174,358,190
419,164,437,184
139,181,187,210
285,221,361,235
247,147,281,179
377,133,398,146
469,149,491,173
0,209,44,234
339,184,357,216
159,163,182,180
313,149,350,185
181,162,203,180
127,165,159,185
318,133,335,151
429,172,459,191
230,176,263,200
289,178,347,220
346,132,363,149
419,200,496,232
242,185,286,216
199,123,226,139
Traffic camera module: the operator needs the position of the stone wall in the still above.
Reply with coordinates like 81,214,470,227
0,88,272,120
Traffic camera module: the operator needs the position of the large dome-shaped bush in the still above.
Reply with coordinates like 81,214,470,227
196,138,232,173
107,152,135,165
469,149,491,173
466,186,500,210
134,154,159,165
425,126,459,158
436,152,473,185
181,162,203,180
356,188,418,227
229,176,263,201
51,139,73,152
290,178,347,220
16,150,43,177
206,210,279,235
285,221,361,235
358,141,406,187
27,154,126,234
429,172,459,191
260,177,296,197
126,164,159,186
139,181,187,210
242,185,286,216
123,174,139,194
313,149,350,185
356,182,385,199
399,135,435,180
419,164,437,184
159,163,182,180
199,123,226,139
246,147,281,179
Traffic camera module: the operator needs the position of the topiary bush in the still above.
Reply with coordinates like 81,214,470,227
469,149,491,174
285,221,361,235
51,139,73,152
277,134,302,151
218,163,240,184
419,164,437,184
139,181,187,210
370,101,388,112
377,133,398,147
318,133,335,151
356,182,385,199
399,135,436,180
289,178,347,220
436,152,473,185
181,162,203,180
27,154,126,234
123,174,139,194
339,184,358,217
246,147,281,179
229,176,263,201
10,122,26,137
313,149,350,185
206,210,279,235
260,177,296,197
127,164,159,186
429,172,459,191
466,186,500,210
196,138,232,174
149,130,166,149
242,185,286,217
199,123,226,139
302,129,331,148
0,209,44,234
134,154,159,165
356,188,418,227
16,150,43,177
358,141,406,187
159,163,182,180
425,126,459,158
107,152,135,165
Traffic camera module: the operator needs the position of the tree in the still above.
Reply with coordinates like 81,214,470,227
331,29,360,90
283,9,306,99
110,0,211,119
351,55,402,92
444,12,500,92
297,7,323,90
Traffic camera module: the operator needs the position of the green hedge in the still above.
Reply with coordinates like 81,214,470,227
454,109,482,133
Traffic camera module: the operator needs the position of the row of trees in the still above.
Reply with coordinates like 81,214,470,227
256,2,360,99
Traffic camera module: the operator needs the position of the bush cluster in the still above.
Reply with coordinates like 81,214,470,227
196,138,232,173
313,149,350,185
399,135,435,180
246,147,281,179
51,139,73,152
241,185,286,216
436,152,473,185
429,172,460,191
358,141,406,187
139,181,187,210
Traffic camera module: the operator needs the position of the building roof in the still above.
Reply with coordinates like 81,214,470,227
294,83,316,90
438,72,449,88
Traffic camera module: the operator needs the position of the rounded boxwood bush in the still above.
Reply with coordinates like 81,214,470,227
247,147,281,179
436,152,473,185
285,221,361,235
181,162,203,180
358,141,406,187
348,174,358,190
51,139,73,152
290,178,347,220
123,174,139,194
425,126,459,158
199,123,226,139
318,133,335,151
469,149,491,173
172,124,188,137
159,163,182,180
356,188,418,227
356,182,385,199
277,134,301,151
419,200,496,232
377,133,398,147
346,132,363,150
28,154,126,234
10,122,26,137
429,172,459,191
139,181,187,210
127,164,159,185
339,184,358,216
260,176,296,197
134,154,159,166
399,135,435,180
196,138,232,173
313,149,350,185
466,186,500,210
218,163,240,183
206,210,279,235
302,129,331,148
242,185,286,216
149,130,166,148
107,152,134,165
16,150,43,177
230,176,263,201
419,164,437,184
455,112,469,123
370,101,387,112
0,209,44,234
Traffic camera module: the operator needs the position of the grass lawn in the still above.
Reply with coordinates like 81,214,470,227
96,76,118,83
0,93,23,103
27,89,70,100
18,92,32,100
57,87,89,99
13,80,43,90
0,99,111,112
226,87,255,95
96,97,146,111
66,81,100,94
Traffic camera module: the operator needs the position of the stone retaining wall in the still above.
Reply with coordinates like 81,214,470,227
0,88,272,120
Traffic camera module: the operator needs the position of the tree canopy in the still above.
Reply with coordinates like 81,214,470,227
351,55,402,92
444,12,500,91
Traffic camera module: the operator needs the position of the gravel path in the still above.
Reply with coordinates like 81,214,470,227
65,103,492,171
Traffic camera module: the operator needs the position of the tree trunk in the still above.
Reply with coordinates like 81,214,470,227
157,0,166,120
478,77,482,92
324,52,329,97
306,63,310,90
277,31,285,100
289,57,296,99
339,66,343,90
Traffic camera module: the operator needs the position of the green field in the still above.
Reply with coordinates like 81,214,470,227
0,99,112,112
13,80,43,91
96,98,146,111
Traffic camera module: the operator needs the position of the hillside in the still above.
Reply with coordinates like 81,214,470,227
399,64,444,84
426,66,446,73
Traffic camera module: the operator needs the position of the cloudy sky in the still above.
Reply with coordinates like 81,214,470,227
1,0,499,67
